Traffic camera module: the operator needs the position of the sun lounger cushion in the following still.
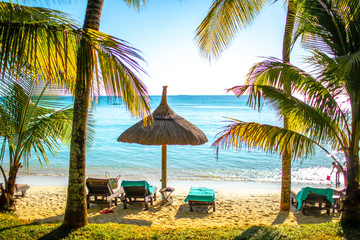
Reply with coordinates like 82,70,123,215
184,187,215,203
296,187,334,210
121,180,155,195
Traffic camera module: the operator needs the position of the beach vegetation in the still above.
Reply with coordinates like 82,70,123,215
1,213,360,239
0,1,81,211
213,0,360,225
196,0,299,212
0,0,150,227
0,81,73,211
59,0,150,229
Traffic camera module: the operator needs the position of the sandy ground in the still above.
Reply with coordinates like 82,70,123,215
13,186,341,229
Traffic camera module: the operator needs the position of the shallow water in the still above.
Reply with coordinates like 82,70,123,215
5,95,344,186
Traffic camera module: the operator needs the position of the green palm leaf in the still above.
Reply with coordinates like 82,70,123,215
195,0,268,60
0,80,73,169
0,2,79,90
123,0,146,10
297,0,360,57
242,57,350,135
212,118,318,161
232,84,348,150
84,29,150,118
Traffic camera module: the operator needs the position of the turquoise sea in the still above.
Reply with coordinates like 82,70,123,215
10,95,342,187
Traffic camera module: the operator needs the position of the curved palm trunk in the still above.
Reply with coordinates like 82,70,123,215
280,0,296,211
342,107,360,225
63,0,104,228
0,164,19,210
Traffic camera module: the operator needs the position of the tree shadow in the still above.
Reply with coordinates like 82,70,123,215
0,221,34,233
233,226,284,240
340,221,360,240
0,215,70,240
271,211,289,225
37,225,74,240
86,203,155,226
33,214,64,224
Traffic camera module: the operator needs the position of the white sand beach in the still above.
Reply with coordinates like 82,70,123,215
13,184,341,229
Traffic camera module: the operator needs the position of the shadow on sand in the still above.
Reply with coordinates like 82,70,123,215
271,210,289,225
174,203,213,220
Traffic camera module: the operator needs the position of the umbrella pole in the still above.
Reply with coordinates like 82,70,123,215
161,144,167,189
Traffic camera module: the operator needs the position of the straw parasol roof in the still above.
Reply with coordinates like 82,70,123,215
117,86,208,188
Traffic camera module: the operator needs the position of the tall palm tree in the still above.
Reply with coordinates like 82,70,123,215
0,1,150,227
0,80,73,210
62,0,148,228
196,0,298,211
213,0,360,224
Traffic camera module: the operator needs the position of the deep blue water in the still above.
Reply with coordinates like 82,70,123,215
11,95,341,185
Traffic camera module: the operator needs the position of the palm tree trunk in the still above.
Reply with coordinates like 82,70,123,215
0,164,19,210
342,154,360,225
280,0,296,211
341,112,360,225
63,0,104,228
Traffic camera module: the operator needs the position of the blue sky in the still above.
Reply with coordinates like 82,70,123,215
53,0,308,95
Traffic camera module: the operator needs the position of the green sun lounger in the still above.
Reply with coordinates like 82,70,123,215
296,187,334,215
120,180,157,210
184,187,215,212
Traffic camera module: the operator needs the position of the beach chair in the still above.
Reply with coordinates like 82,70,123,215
120,180,157,210
0,183,30,197
15,184,30,197
86,178,124,209
290,189,298,207
295,187,334,215
184,187,215,212
160,187,175,205
332,189,345,212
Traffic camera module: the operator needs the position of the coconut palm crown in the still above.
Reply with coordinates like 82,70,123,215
213,0,360,224
0,80,73,210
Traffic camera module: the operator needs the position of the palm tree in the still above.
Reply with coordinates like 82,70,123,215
213,0,360,224
63,0,148,228
196,0,298,211
0,80,73,210
0,1,79,210
0,1,150,227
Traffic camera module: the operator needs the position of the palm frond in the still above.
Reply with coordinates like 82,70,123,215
297,0,360,57
123,0,146,10
0,79,73,169
232,84,348,150
212,118,318,161
0,2,79,90
240,57,350,135
83,29,150,118
195,0,268,60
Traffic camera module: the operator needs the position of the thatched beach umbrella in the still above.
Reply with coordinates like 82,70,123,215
117,86,208,189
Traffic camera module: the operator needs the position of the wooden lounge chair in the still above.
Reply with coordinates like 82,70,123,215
290,189,298,207
120,180,157,210
295,187,334,215
0,183,30,197
15,184,30,197
184,187,215,212
86,178,124,209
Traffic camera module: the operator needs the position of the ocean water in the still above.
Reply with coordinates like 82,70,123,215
9,95,342,186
